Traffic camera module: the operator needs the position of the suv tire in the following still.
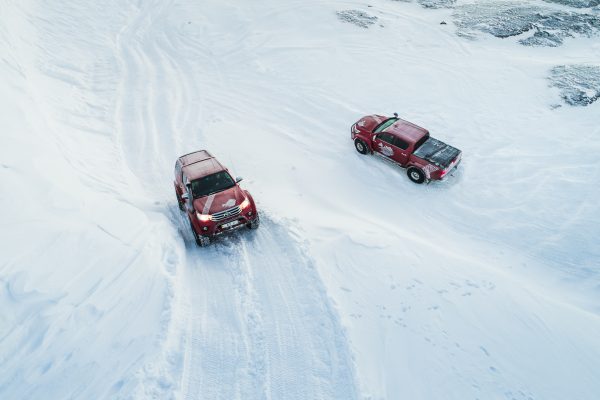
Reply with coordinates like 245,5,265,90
247,214,260,230
190,220,210,247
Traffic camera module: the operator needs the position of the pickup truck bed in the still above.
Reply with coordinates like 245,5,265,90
413,137,461,170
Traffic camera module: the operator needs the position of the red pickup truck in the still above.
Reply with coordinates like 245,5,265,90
174,150,259,246
351,114,462,183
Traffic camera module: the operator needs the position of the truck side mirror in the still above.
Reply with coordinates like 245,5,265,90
235,176,243,183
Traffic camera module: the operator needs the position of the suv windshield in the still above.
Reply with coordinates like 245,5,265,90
373,118,398,133
191,171,235,198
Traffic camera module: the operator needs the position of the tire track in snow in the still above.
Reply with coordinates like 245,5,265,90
114,2,360,399
174,213,359,400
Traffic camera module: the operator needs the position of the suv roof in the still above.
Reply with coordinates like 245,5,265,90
180,150,226,180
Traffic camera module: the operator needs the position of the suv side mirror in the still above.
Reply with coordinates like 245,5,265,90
235,176,243,183
181,192,189,200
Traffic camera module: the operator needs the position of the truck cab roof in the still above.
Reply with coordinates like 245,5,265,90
179,150,226,180
383,118,429,145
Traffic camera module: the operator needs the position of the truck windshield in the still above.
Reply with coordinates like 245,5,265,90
373,118,398,133
191,171,235,198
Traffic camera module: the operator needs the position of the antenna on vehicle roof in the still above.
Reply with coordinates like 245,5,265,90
393,112,398,118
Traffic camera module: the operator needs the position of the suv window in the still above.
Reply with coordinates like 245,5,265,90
191,171,235,198
393,136,409,150
378,132,395,145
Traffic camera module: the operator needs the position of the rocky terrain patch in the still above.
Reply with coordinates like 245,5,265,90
453,2,600,47
336,10,378,28
549,65,600,106
543,0,600,8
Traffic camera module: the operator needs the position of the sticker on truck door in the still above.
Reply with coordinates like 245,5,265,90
378,142,394,157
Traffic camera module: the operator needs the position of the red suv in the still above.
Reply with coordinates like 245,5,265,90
174,150,259,246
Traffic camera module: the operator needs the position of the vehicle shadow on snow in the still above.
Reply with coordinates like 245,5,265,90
363,151,464,192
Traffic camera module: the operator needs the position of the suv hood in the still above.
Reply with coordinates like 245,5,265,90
193,185,246,215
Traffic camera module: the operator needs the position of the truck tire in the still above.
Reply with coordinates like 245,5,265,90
407,167,426,184
190,220,210,247
354,139,368,155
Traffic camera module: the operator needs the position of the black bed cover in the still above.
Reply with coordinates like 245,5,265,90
413,137,461,169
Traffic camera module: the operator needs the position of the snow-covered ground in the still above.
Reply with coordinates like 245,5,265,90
1,1,599,399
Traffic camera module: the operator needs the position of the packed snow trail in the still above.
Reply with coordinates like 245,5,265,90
113,1,359,398
172,215,357,400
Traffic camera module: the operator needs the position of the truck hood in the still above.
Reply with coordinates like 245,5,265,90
193,185,246,215
355,114,388,132
413,137,461,169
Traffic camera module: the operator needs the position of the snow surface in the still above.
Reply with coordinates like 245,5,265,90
1,0,599,399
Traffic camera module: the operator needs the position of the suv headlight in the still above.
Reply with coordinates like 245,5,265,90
240,197,250,209
196,212,211,222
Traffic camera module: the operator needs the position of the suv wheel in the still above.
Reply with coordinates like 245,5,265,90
190,220,210,247
354,139,368,155
407,167,426,184
247,214,260,230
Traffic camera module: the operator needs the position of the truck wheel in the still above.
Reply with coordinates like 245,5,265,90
354,139,368,155
190,220,210,247
407,167,426,184
247,214,260,230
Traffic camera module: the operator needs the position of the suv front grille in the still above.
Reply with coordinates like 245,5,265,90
211,205,242,222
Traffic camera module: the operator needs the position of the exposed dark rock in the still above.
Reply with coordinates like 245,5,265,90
453,2,600,46
336,10,378,28
389,0,456,9
543,0,600,8
549,65,600,106
417,0,456,8
520,30,563,46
